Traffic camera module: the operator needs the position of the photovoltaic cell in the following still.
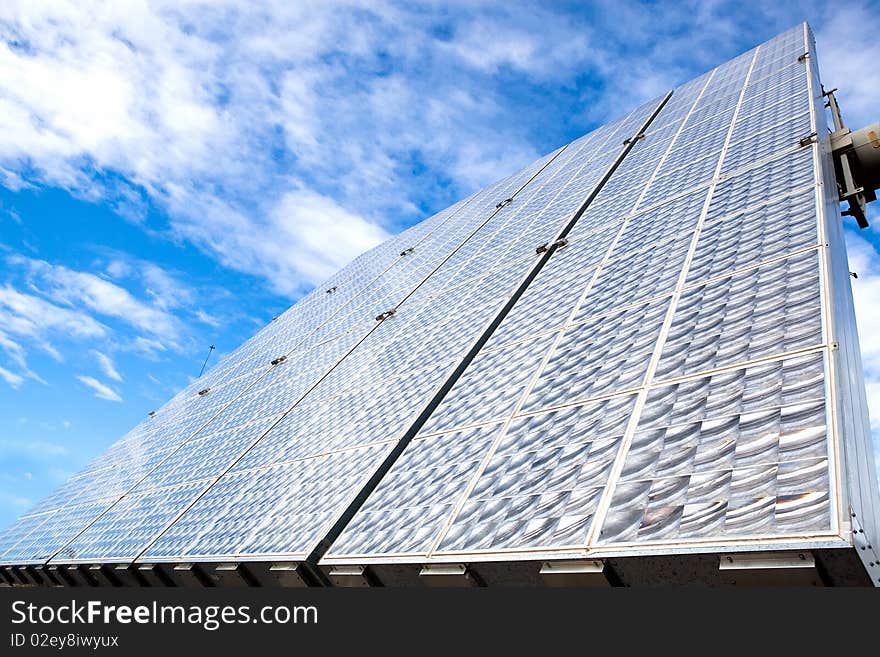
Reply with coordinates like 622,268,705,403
598,352,830,543
655,249,823,380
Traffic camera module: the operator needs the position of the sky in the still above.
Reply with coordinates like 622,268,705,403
0,0,878,529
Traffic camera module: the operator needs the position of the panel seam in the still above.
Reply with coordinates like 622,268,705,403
584,44,763,550
419,75,722,559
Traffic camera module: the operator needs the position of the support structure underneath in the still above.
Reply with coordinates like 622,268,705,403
2,547,872,588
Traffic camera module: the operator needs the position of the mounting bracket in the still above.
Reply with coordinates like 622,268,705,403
824,87,878,228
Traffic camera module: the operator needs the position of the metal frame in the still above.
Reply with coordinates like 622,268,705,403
803,23,880,584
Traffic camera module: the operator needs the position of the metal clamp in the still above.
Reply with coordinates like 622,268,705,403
325,286,337,294
797,52,810,62
270,355,287,366
536,238,569,254
375,310,396,322
823,87,877,228
623,133,645,146
495,198,513,209
798,132,817,147
399,247,415,257
841,186,867,200
197,388,210,396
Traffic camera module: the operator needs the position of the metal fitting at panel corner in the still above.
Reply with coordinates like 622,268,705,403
824,87,879,228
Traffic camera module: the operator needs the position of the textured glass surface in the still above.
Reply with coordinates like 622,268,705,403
655,249,823,380
421,333,556,434
144,444,390,559
0,513,52,560
685,187,820,284
57,482,209,562
330,423,505,556
4,500,118,564
437,395,638,552
523,299,669,410
599,352,829,543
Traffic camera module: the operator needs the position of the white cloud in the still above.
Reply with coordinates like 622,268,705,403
0,366,23,387
133,336,168,357
0,1,618,297
0,284,107,383
76,375,122,402
846,231,880,412
105,259,132,279
100,252,229,331
0,0,225,189
195,309,221,328
815,5,880,129
0,284,106,341
0,1,397,296
441,27,541,75
269,188,390,282
139,262,195,311
166,185,389,296
0,331,30,370
9,255,180,342
0,254,198,386
91,350,122,382
0,4,875,302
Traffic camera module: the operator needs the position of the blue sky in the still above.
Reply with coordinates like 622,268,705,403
0,0,879,528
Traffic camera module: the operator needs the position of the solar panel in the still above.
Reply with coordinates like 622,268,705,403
1,22,877,586
133,98,667,564
321,24,879,576
0,94,665,567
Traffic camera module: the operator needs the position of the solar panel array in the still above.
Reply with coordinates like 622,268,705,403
1,22,877,578
325,23,840,563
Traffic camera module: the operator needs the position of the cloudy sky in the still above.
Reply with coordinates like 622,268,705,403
0,0,878,527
